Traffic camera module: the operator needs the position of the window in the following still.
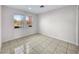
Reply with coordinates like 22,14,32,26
14,15,24,28
13,15,32,28
26,16,32,27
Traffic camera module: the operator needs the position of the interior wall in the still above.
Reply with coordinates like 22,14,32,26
1,5,79,46
2,6,38,43
78,6,79,45
38,6,77,45
75,6,78,46
0,5,2,51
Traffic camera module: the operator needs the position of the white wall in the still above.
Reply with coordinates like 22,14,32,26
2,5,79,46
78,6,79,45
75,6,78,46
2,6,38,43
0,5,2,51
38,6,77,45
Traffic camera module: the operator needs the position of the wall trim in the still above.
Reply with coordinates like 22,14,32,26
39,32,77,46
2,33,37,44
75,5,79,46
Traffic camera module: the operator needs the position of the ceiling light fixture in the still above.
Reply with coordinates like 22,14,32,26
28,7,32,10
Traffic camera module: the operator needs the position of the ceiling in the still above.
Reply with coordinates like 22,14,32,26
5,5,66,14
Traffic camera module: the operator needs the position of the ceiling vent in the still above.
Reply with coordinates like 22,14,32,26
40,5,44,8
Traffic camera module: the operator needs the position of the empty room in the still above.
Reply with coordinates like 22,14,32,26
0,5,79,54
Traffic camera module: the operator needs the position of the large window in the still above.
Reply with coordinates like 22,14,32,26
14,15,32,29
26,16,32,27
14,15,24,28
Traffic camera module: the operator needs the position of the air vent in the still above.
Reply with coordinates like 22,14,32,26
40,5,44,8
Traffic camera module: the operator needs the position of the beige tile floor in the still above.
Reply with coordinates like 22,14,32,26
0,34,79,54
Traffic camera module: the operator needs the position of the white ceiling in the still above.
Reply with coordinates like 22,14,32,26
5,5,66,14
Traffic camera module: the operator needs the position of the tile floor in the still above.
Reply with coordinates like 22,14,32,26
0,34,79,54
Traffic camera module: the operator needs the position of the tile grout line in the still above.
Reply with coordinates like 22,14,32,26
66,43,69,54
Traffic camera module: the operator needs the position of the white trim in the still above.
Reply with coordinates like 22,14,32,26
75,5,79,46
0,5,2,51
39,32,77,45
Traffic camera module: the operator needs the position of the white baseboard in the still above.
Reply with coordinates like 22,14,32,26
2,33,38,43
39,32,78,46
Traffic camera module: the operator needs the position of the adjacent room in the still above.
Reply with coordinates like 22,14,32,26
0,5,79,54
